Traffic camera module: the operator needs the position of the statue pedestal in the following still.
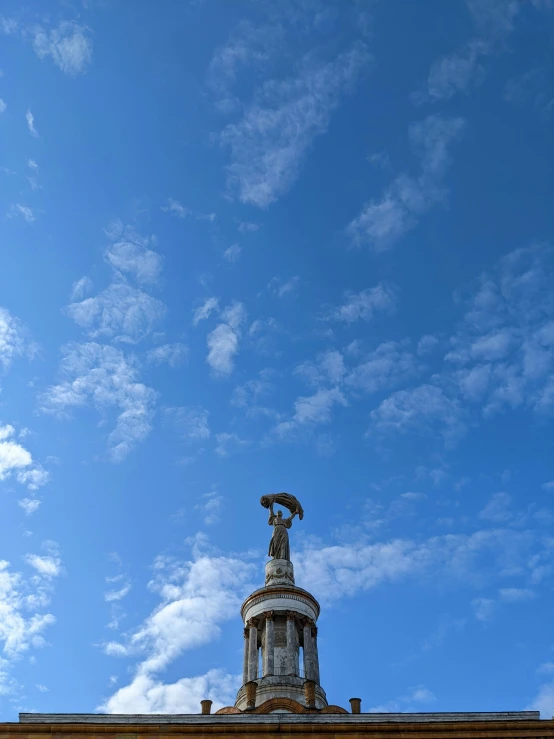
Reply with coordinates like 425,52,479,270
265,559,295,587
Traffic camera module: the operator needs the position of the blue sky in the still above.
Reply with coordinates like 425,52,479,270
1,0,554,721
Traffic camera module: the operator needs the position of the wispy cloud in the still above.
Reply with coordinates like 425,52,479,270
195,490,224,524
0,307,35,370
27,159,39,190
268,276,300,298
420,40,488,103
146,343,188,367
445,244,554,417
223,244,242,262
161,198,190,219
40,342,157,462
8,203,36,223
32,21,92,76
0,424,48,490
26,109,38,137
220,43,371,208
104,226,163,285
66,284,166,343
328,282,398,323
369,384,466,444
18,498,41,515
192,297,219,326
0,541,61,670
348,115,465,251
206,302,246,376
165,406,210,442
214,432,249,457
69,276,94,302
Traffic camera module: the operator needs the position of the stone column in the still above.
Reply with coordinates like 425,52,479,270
311,625,320,684
242,627,249,685
263,611,274,676
302,618,315,681
247,618,258,681
286,612,296,676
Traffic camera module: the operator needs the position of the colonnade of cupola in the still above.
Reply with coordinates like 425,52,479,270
243,611,320,684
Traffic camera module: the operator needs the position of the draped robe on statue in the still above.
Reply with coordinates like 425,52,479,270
268,513,292,560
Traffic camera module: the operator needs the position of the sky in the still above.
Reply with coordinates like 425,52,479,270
0,0,554,722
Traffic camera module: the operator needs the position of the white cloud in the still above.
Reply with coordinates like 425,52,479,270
8,203,36,223
220,43,371,208
0,98,6,114
269,276,300,298
295,350,346,388
275,387,347,439
529,680,554,718
329,282,398,323
18,498,41,515
423,40,488,102
221,301,246,330
32,21,92,76
214,432,249,457
40,342,157,462
36,683,49,692
369,685,437,713
104,235,163,286
346,340,420,394
478,492,513,522
0,437,31,476
472,597,495,622
223,244,242,262
195,491,223,524
26,109,38,137
147,343,188,367
446,245,554,418
69,276,94,302
237,221,259,233
192,297,219,326
206,305,245,376
166,406,210,442
348,115,465,251
417,334,440,355
498,587,535,602
27,159,39,190
100,669,239,714
369,384,465,442
0,307,33,370
0,425,48,490
25,553,62,578
0,544,60,664
105,584,131,603
99,542,255,712
66,284,166,343
161,198,190,219
296,526,546,604
542,481,554,492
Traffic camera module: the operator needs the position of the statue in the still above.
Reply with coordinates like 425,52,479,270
260,493,304,561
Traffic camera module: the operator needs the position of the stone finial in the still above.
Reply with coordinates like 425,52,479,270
245,681,257,711
349,697,362,714
304,680,316,709
200,699,212,715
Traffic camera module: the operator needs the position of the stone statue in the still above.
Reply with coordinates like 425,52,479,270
260,493,304,561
